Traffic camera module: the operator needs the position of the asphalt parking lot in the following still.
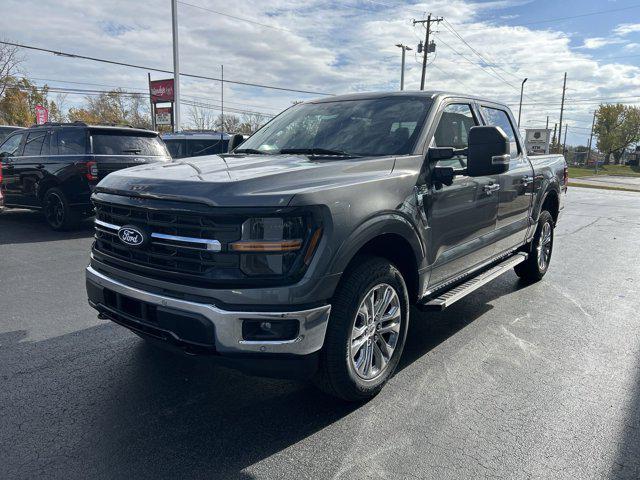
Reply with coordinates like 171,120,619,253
1,187,639,480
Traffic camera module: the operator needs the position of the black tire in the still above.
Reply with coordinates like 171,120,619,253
314,255,410,402
42,187,79,231
515,210,554,282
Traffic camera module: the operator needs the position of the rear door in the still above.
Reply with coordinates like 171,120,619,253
425,101,500,287
479,105,534,255
0,131,27,206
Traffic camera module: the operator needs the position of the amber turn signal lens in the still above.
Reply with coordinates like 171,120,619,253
304,228,323,265
230,239,303,252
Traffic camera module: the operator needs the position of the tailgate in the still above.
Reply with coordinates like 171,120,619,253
94,156,166,180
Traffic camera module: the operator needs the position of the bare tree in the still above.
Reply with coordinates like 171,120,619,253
0,41,23,98
239,112,269,134
188,104,217,130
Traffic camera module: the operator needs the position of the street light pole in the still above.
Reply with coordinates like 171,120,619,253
171,0,181,132
395,44,412,91
517,77,527,127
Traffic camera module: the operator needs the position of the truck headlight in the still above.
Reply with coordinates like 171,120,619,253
230,216,322,277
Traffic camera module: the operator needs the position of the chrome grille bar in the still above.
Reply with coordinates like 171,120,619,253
94,219,222,252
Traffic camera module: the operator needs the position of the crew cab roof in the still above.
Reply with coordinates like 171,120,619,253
308,90,505,107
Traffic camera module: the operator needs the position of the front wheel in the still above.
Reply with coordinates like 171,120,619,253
515,210,554,282
314,256,409,402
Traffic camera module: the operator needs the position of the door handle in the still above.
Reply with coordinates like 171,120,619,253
36,164,45,169
483,184,500,194
521,175,534,186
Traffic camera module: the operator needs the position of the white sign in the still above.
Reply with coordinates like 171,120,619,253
525,129,551,155
155,108,172,126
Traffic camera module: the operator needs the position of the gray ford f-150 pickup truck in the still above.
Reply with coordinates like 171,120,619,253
86,91,567,401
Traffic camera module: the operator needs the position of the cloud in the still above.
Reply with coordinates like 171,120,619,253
613,23,640,36
580,37,623,49
0,0,639,147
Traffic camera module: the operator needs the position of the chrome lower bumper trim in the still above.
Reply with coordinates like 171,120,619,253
86,265,331,355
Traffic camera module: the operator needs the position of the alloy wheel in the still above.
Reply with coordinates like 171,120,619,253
44,192,65,228
537,221,553,271
349,283,402,380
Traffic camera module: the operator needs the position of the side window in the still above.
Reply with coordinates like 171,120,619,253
57,128,86,155
0,133,25,156
432,103,477,168
23,131,47,156
480,106,519,158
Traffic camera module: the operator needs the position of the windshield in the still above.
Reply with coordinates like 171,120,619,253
239,96,432,157
91,132,169,156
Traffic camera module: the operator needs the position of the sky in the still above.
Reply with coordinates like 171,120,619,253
2,0,640,146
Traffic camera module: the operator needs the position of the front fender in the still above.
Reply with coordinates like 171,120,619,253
328,212,425,275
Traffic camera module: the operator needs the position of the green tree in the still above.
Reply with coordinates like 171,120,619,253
68,89,151,128
0,77,50,126
594,104,640,164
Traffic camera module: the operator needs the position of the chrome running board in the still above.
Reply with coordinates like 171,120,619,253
419,252,528,311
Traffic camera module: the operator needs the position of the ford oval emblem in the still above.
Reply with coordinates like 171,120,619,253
118,225,146,247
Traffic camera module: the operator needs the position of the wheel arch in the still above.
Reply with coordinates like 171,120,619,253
329,214,424,303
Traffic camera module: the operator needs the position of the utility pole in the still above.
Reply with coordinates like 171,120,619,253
148,72,155,131
413,14,443,90
587,110,597,173
395,44,412,90
545,116,549,129
171,0,181,132
517,78,527,127
552,123,557,149
221,65,224,132
557,72,567,153
562,124,568,156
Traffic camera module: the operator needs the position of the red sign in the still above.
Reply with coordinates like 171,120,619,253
149,79,174,103
35,105,48,125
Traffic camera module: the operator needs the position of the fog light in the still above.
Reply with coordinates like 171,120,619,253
242,319,299,341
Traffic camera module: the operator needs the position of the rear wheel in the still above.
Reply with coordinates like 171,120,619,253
43,187,79,230
315,256,409,402
515,210,554,282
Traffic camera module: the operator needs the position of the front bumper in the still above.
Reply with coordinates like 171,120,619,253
86,265,331,356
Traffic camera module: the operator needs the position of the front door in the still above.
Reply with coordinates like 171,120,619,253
0,131,26,206
19,129,50,207
479,105,534,255
423,102,500,288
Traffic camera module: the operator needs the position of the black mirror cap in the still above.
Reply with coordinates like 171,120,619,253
229,134,245,152
428,147,455,161
467,126,510,176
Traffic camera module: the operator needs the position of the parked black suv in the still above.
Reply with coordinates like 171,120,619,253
0,122,170,229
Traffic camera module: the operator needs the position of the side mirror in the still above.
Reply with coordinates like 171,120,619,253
428,147,455,161
0,151,9,159
467,126,510,177
229,134,245,152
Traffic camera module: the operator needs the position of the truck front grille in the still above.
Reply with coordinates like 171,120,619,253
93,201,242,281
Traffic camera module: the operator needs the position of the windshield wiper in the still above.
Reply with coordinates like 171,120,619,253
279,148,359,157
234,148,269,154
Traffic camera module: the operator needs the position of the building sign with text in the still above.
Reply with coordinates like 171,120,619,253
155,107,173,126
525,128,551,155
149,79,175,103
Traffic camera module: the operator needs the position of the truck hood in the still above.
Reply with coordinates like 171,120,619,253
95,153,396,207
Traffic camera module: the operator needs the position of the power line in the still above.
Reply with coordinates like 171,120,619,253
177,1,292,32
0,40,333,96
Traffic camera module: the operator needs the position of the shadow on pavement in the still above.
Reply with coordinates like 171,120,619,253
0,209,94,245
0,273,531,479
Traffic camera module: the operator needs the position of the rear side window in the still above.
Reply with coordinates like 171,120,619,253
164,139,185,158
0,132,25,156
480,106,519,157
187,139,228,156
57,128,87,155
23,130,47,156
91,132,168,156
